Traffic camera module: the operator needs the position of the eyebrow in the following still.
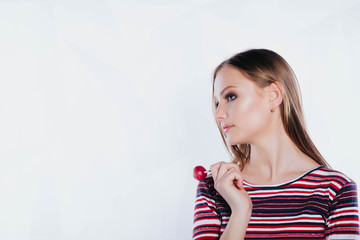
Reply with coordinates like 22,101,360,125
214,86,237,100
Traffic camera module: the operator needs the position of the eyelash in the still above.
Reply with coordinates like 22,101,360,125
215,93,236,108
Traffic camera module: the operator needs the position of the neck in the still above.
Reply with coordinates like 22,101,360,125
245,119,315,180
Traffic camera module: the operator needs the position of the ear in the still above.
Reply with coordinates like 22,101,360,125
264,81,283,108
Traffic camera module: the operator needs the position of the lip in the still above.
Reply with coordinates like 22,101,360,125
223,125,234,132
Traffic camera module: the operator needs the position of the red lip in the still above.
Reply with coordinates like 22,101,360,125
223,125,234,131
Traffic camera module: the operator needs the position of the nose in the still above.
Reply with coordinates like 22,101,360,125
215,105,227,121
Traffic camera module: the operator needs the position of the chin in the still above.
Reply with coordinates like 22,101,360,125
227,136,247,146
226,137,239,146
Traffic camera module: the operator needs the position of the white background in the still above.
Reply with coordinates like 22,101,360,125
0,0,359,239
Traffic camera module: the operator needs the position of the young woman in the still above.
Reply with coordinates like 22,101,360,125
192,49,360,240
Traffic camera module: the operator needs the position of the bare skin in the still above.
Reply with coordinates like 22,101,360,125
210,161,252,240
212,65,320,239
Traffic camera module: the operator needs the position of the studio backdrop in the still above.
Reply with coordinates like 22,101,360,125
0,0,359,239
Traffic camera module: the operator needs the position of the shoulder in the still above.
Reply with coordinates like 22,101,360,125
313,166,355,184
197,173,215,193
312,166,357,199
196,173,217,197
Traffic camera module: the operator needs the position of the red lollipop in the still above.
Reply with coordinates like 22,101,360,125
193,165,211,181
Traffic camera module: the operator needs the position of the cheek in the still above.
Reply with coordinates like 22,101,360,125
233,96,268,127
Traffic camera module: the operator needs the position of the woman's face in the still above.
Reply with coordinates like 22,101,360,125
213,65,272,145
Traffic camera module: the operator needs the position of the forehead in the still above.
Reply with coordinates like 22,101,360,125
214,66,258,98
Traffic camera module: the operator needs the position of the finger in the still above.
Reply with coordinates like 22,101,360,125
217,162,240,182
210,161,223,181
221,168,244,190
235,177,244,190
231,169,244,189
210,161,225,182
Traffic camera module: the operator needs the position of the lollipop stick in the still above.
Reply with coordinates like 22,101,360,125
193,165,238,182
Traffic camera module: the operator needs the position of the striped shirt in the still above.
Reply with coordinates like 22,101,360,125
193,165,360,239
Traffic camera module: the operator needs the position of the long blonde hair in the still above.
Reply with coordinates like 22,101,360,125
211,49,330,170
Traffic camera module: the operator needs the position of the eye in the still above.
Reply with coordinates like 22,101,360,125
225,93,236,102
214,93,236,108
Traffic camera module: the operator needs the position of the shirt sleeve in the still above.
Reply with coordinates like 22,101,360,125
325,181,360,239
193,179,222,240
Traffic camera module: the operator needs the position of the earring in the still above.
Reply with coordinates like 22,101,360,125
270,96,275,112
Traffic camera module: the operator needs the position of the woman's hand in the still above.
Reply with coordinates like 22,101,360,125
210,161,253,215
